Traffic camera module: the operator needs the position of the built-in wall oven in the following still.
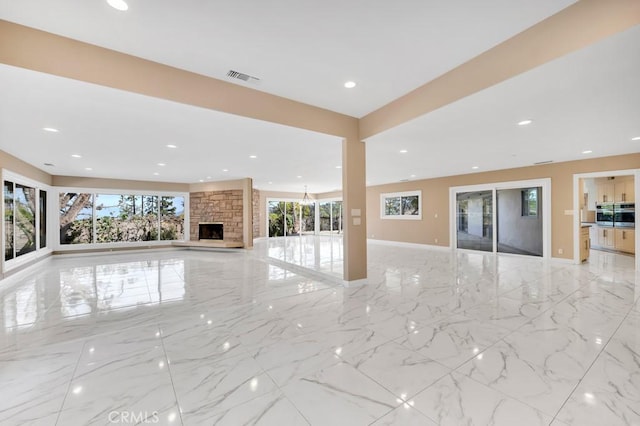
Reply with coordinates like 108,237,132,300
614,203,635,228
596,203,614,227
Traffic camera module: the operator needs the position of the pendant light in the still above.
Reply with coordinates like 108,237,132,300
302,185,312,205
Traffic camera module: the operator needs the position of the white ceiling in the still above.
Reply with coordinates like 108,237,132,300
1,1,638,194
366,24,640,185
0,0,574,117
0,65,342,193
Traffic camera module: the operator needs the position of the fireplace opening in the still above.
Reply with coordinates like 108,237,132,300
199,222,223,240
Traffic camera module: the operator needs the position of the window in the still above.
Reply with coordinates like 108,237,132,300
60,193,93,244
268,199,324,237
59,191,186,245
3,177,47,263
4,181,14,261
381,191,422,219
160,196,185,241
14,184,36,257
522,188,539,217
39,190,47,249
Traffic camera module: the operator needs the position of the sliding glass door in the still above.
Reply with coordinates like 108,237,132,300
454,182,547,257
319,200,342,234
456,191,493,252
268,200,318,237
496,187,543,256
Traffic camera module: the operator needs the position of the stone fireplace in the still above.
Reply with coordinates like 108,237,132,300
190,190,243,243
199,222,223,240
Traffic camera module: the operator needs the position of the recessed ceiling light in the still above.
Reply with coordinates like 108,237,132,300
153,172,159,176
166,144,177,149
71,154,82,158
336,166,342,169
43,127,59,133
472,166,479,170
268,181,273,184
344,81,356,89
632,136,640,141
222,169,229,172
518,119,533,126
85,167,93,171
107,0,128,11
206,176,212,179
199,179,204,182
157,163,166,166
296,175,302,178
399,150,408,154
582,150,593,154
249,155,257,159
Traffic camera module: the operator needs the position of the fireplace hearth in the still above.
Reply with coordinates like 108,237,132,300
199,222,223,240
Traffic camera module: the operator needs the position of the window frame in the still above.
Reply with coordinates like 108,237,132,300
380,190,422,220
55,187,188,251
521,188,539,217
2,169,51,274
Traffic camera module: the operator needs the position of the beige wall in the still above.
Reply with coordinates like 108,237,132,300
367,153,640,260
316,190,343,200
53,175,189,192
188,179,245,192
1,149,52,185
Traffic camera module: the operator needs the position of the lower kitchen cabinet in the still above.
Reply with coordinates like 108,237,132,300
597,227,615,249
614,228,635,254
580,227,590,262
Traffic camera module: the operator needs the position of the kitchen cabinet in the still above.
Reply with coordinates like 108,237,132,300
614,180,635,202
589,225,598,247
580,227,590,262
597,227,615,249
614,228,635,254
597,182,615,203
597,180,635,203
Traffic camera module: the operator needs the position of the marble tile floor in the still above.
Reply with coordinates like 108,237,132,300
0,238,639,425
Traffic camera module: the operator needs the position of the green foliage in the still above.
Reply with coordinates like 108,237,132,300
62,216,184,244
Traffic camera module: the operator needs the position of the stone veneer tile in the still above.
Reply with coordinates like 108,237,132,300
190,190,244,242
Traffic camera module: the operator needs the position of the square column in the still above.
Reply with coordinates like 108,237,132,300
342,137,367,281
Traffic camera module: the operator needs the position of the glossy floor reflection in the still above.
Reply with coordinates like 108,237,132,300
0,241,639,425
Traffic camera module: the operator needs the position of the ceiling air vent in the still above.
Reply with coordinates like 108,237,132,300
226,70,260,82
533,160,553,165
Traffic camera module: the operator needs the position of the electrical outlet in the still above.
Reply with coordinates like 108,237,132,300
558,248,564,255
434,213,438,218
435,238,438,243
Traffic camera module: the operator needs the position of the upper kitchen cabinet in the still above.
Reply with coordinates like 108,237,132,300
614,179,635,202
595,177,634,203
596,182,615,203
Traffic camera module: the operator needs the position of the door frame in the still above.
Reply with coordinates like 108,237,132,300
449,178,552,258
572,169,640,269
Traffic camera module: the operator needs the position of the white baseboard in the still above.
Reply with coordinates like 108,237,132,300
342,278,368,287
